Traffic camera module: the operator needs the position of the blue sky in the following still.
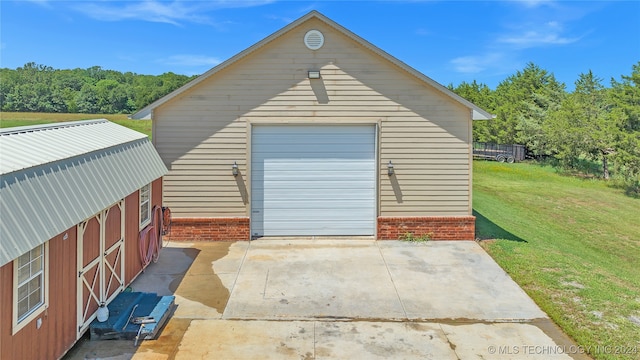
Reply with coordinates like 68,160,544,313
1,1,638,90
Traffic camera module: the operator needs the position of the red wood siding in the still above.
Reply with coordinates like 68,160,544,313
105,204,122,248
1,178,163,360
82,217,100,265
104,203,123,302
125,178,163,284
152,178,162,212
124,191,142,284
0,227,77,360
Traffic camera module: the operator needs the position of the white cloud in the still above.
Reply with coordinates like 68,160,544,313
450,53,506,74
159,54,222,67
416,28,430,36
73,1,205,25
450,56,486,74
24,0,52,6
452,20,579,76
265,14,295,24
497,22,580,48
512,0,555,8
72,1,274,26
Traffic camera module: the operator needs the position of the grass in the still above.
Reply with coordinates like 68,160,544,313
3,112,638,358
474,160,640,360
0,112,152,138
399,232,432,243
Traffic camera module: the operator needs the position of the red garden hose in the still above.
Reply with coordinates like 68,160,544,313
139,205,163,268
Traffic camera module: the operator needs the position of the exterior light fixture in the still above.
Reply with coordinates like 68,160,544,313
387,160,394,176
308,70,321,79
232,161,238,176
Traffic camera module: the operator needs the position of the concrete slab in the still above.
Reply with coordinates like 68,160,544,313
64,240,586,360
441,322,574,359
173,320,315,360
128,247,196,296
378,241,547,320
223,240,406,320
134,318,192,360
142,241,249,320
224,240,545,322
314,322,456,359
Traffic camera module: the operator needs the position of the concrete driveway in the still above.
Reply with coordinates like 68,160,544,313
65,240,588,360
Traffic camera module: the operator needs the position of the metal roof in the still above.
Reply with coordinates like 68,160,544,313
0,119,147,174
131,10,494,121
0,120,168,266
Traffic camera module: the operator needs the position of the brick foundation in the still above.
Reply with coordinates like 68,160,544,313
377,216,475,240
165,216,474,241
165,217,250,241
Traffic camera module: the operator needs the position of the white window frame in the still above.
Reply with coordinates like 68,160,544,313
140,183,152,229
12,243,49,335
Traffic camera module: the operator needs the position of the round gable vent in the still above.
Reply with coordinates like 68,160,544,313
304,30,324,50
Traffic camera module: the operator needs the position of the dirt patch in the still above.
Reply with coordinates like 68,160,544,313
562,281,586,289
628,315,640,327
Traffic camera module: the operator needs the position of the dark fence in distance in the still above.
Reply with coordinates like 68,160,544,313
473,142,526,163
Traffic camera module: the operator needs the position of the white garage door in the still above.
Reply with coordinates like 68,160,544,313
251,125,376,237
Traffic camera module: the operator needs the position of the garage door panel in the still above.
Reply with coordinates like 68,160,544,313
251,125,376,237
263,200,377,210
265,181,373,191
254,189,375,200
252,151,374,160
264,213,375,223
252,126,374,136
264,174,375,182
252,160,375,175
252,170,375,183
264,220,376,234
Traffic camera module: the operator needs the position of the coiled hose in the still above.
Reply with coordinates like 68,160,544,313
139,205,163,268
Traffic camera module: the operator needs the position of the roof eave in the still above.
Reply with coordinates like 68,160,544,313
472,109,496,121
131,11,321,120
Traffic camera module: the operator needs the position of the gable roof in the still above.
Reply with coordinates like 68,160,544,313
131,10,493,121
0,120,168,266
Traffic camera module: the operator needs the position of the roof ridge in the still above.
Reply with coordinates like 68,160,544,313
0,118,108,136
130,10,493,120
0,119,147,176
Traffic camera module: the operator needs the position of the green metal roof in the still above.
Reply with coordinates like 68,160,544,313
0,120,168,267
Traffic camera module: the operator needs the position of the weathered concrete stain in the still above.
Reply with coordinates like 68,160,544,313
174,243,232,313
63,241,584,360
135,318,192,360
174,320,314,360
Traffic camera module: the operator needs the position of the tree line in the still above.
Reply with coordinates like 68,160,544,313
0,62,195,114
1,61,638,192
450,62,640,193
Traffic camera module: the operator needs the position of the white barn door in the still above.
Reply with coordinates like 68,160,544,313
251,125,376,237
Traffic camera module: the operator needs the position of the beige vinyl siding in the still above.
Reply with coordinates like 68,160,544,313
380,102,471,216
154,104,248,217
153,18,471,219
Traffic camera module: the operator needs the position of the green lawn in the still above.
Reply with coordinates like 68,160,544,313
0,112,151,138
3,112,638,358
474,160,640,360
